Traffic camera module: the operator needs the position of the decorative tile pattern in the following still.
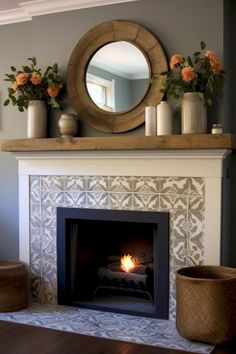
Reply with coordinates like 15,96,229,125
110,176,133,192
64,176,86,191
41,176,64,191
0,304,213,354
110,193,133,209
29,175,205,319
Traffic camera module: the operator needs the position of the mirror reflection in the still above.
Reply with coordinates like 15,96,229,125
86,41,150,113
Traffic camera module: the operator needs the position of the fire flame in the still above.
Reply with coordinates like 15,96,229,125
120,254,136,273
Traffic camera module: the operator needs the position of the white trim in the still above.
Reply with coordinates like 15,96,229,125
14,149,230,160
91,61,147,80
19,174,30,263
0,8,31,25
204,177,222,265
0,0,140,25
87,73,115,110
15,149,229,178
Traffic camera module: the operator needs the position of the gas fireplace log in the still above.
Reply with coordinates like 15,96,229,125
107,262,153,275
97,267,147,288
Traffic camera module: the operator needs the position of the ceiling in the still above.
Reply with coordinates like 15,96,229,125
90,41,149,79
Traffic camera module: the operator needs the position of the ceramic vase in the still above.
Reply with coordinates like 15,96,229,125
156,101,172,135
27,100,47,138
181,92,207,134
58,113,78,137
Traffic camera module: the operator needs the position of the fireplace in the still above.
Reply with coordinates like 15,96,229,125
11,147,228,320
57,208,169,319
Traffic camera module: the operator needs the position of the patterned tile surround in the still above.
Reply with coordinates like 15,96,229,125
29,174,205,319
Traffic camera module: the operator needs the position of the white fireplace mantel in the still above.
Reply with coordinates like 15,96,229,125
15,149,229,176
14,148,231,270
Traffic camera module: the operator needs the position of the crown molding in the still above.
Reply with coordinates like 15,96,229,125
20,0,139,16
0,8,31,25
0,0,139,25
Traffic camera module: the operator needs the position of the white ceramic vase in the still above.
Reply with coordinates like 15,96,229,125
58,113,78,137
27,100,47,138
181,92,207,134
156,101,172,135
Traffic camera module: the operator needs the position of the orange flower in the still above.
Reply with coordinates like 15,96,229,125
210,60,223,73
204,50,218,62
47,86,60,97
16,72,29,85
205,50,223,73
30,72,42,85
181,66,196,82
12,81,19,91
170,55,184,70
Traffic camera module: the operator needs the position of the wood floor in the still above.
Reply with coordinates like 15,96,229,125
0,320,235,354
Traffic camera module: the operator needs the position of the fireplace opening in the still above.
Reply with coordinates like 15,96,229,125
57,208,169,319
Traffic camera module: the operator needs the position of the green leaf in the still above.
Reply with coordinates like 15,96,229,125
206,97,212,106
186,56,193,66
5,74,15,80
11,96,17,104
22,66,31,73
9,89,14,96
10,66,16,72
32,57,37,66
4,99,10,106
52,63,58,72
200,41,206,50
27,57,37,66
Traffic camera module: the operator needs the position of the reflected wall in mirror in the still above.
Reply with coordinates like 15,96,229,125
67,20,167,133
86,41,150,113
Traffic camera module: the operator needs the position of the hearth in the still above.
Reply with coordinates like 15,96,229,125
57,208,169,319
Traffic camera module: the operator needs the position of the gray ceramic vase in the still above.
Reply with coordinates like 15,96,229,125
181,92,207,134
27,100,47,138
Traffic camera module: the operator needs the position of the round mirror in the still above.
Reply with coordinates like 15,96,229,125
86,41,150,113
67,20,167,133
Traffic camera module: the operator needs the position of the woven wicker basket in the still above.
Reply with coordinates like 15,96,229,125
0,260,29,312
176,266,236,345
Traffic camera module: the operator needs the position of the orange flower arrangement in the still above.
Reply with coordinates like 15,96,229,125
161,42,225,106
4,57,63,112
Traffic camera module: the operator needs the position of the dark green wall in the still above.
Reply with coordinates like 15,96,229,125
0,0,229,259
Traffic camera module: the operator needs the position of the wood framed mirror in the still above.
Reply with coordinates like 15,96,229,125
67,20,167,133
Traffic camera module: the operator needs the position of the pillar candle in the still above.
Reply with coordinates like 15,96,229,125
145,106,156,136
157,101,172,135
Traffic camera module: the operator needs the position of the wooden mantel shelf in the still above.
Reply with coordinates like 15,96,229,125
0,134,235,152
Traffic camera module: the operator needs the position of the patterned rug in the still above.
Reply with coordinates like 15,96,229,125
0,304,213,353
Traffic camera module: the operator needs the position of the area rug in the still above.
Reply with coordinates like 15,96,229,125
0,303,213,353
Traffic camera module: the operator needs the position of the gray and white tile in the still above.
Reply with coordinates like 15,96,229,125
0,304,213,354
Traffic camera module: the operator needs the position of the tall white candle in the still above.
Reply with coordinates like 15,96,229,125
145,106,156,136
157,101,172,135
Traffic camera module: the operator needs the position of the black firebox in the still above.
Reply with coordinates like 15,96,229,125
57,208,169,319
